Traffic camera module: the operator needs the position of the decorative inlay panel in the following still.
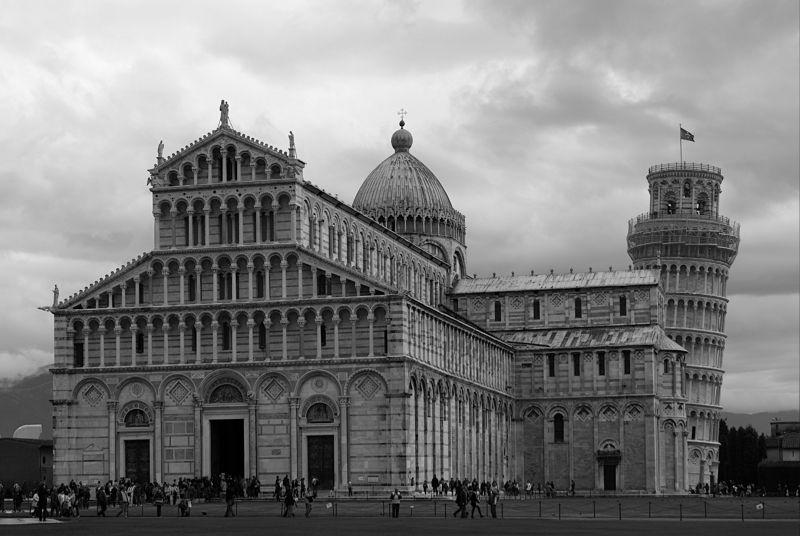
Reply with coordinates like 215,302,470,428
356,374,380,400
83,384,104,407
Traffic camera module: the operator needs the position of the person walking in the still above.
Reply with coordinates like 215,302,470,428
389,489,401,518
304,485,314,517
283,487,295,517
469,485,483,518
452,483,467,518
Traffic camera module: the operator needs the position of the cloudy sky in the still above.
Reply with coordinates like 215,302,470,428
0,0,797,413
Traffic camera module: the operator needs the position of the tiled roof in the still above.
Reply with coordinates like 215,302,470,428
452,270,659,294
498,325,685,352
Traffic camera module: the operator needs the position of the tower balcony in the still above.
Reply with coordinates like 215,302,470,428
627,212,740,266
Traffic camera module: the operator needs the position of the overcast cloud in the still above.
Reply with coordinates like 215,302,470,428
0,0,797,413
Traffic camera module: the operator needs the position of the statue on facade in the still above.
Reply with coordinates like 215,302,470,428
289,131,295,150
52,284,59,307
157,140,164,159
219,99,230,128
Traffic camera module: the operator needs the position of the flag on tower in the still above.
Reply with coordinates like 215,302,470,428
680,127,695,142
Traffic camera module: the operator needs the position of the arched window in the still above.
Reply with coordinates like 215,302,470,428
270,164,281,179
307,402,334,423
191,326,197,351
188,274,196,302
683,181,691,198
136,332,144,354
547,354,555,377
691,426,696,439
666,199,676,214
553,414,565,443
256,270,264,298
663,359,670,373
494,301,502,322
597,351,606,376
222,322,231,350
317,273,328,296
320,324,327,347
258,322,266,350
73,341,84,368
574,297,582,318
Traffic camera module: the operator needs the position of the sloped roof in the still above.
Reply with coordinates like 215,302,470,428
499,325,685,352
55,252,152,309
452,270,659,295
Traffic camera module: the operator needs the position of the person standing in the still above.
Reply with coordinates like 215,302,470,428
389,489,401,518
36,481,48,522
348,481,353,497
95,483,107,517
224,477,236,517
489,482,499,519
116,484,129,518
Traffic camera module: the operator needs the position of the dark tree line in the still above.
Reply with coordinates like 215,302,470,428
717,420,767,485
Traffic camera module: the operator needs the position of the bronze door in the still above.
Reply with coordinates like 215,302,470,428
307,435,335,490
603,463,616,491
124,440,150,483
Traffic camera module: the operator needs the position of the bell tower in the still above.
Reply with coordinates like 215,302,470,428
627,162,740,488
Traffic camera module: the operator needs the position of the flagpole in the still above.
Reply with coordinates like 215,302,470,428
679,123,683,163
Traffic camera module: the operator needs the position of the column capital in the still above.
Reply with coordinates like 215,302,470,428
106,400,118,410
338,396,351,407
154,401,164,410
289,396,300,407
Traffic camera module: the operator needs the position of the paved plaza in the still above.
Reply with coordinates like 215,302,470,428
2,496,797,535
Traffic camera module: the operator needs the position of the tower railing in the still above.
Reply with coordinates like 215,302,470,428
628,212,740,235
648,162,722,175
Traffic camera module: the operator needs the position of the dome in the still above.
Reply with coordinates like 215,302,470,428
354,121,454,214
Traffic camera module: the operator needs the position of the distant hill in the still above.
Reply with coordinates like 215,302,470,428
721,410,800,436
0,369,53,439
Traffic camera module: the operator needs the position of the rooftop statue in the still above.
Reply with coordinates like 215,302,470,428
219,99,230,128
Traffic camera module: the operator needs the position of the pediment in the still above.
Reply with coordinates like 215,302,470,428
151,126,303,176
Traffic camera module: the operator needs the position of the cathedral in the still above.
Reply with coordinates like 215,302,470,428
47,104,739,494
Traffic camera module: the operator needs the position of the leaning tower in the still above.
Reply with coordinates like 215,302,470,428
627,162,740,488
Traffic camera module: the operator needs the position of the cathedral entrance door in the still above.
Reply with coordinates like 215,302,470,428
603,464,617,491
307,435,335,490
210,419,244,479
124,440,150,483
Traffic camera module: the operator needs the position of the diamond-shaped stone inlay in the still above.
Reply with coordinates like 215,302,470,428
167,381,190,405
510,296,523,310
625,406,643,422
550,294,563,307
593,292,608,306
264,379,285,401
357,375,380,400
83,385,104,407
599,407,618,422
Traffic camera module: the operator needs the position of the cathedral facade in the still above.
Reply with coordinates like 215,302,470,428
47,107,737,494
